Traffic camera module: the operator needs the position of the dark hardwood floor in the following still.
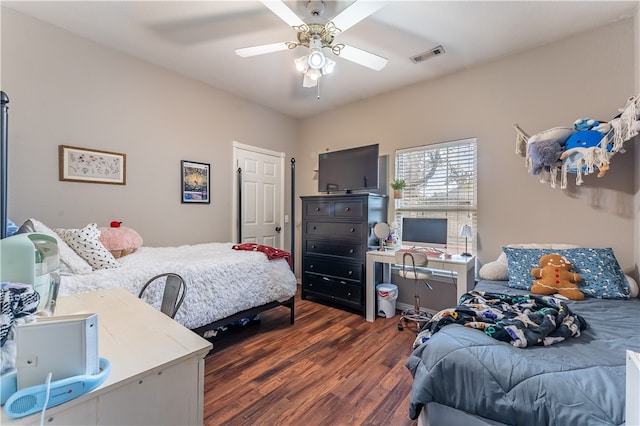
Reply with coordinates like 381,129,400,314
203,288,418,426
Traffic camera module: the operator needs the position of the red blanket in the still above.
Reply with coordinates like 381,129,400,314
232,243,292,268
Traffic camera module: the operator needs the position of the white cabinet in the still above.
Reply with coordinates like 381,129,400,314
2,288,212,425
96,357,203,425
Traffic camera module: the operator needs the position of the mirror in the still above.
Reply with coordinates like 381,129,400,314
373,222,390,251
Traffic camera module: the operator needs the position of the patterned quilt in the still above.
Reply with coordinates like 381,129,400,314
414,291,588,348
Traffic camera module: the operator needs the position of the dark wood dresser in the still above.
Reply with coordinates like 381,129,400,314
300,193,388,314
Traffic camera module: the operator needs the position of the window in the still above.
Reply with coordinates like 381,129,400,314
394,138,477,255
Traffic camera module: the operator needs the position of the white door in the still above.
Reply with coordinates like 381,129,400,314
232,141,285,248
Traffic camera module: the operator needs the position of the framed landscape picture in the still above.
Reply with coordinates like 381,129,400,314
181,160,210,204
59,145,126,185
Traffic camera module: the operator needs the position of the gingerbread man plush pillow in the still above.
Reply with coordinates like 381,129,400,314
531,253,584,300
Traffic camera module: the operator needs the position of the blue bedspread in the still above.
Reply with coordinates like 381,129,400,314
405,280,640,425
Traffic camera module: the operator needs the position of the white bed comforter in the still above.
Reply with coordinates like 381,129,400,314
59,243,297,329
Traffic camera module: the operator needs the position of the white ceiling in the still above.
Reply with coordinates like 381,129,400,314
3,1,638,119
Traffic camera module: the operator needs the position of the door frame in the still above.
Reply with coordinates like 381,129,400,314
231,141,286,248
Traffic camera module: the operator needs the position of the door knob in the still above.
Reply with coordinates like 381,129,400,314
275,226,282,232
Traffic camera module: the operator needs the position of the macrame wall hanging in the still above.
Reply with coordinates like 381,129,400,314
513,94,640,189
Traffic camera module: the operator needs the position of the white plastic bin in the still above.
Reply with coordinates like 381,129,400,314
376,283,398,318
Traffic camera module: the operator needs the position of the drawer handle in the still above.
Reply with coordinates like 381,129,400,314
311,245,316,249
349,249,354,254
315,207,320,211
313,226,317,230
323,277,331,281
348,270,353,275
309,264,314,269
344,207,350,212
340,281,346,285
349,228,355,232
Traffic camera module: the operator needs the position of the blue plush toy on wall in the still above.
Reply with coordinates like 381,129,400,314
564,130,606,151
573,118,600,131
559,117,612,175
559,117,614,176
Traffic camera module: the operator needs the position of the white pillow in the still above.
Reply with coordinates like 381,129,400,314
55,223,120,270
626,275,639,298
478,261,509,281
26,218,92,274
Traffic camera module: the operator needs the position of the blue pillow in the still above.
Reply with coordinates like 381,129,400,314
503,247,548,290
502,247,630,299
6,219,18,236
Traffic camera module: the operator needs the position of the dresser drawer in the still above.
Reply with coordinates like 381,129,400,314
303,199,365,219
333,200,364,219
305,239,364,260
302,273,362,307
305,221,366,241
303,257,362,281
305,201,332,217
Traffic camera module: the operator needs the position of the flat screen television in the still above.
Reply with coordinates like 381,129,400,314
318,144,379,193
401,217,448,250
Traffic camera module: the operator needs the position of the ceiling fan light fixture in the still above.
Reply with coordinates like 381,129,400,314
322,57,335,74
295,56,308,72
307,68,321,81
302,73,316,88
307,49,325,69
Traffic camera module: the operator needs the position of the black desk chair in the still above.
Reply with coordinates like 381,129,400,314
138,273,186,319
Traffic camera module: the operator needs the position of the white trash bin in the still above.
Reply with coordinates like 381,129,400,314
376,283,398,318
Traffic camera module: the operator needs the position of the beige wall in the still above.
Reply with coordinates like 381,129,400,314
1,8,300,247
297,18,637,277
2,8,638,282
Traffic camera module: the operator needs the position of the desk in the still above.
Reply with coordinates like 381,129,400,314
2,288,212,425
365,250,475,322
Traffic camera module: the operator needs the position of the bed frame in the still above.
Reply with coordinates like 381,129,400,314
192,296,295,336
190,157,298,337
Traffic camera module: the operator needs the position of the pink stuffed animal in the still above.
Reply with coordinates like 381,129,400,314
99,222,143,258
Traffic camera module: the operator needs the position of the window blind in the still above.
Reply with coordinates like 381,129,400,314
394,138,477,254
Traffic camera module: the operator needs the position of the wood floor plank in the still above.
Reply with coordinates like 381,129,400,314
203,289,418,426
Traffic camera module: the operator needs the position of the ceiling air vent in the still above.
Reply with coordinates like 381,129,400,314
410,45,445,64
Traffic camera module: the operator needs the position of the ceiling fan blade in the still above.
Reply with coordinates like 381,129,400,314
339,45,388,71
235,42,289,57
331,1,386,32
261,0,305,27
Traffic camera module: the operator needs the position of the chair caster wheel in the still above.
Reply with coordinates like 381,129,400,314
397,323,404,331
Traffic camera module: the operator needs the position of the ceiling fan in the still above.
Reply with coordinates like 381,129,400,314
235,0,388,88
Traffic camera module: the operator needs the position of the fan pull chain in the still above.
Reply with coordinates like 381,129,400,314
317,79,321,100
